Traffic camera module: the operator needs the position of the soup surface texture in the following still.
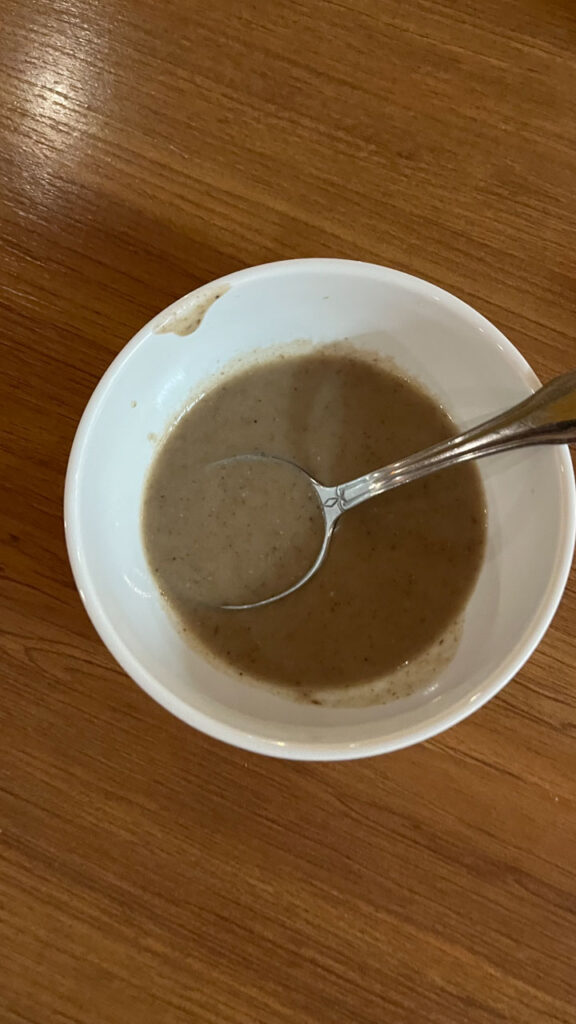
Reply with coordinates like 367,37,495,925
142,346,486,705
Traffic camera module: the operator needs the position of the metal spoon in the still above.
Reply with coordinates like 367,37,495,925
224,370,576,610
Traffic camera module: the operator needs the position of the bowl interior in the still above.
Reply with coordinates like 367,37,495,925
66,260,575,758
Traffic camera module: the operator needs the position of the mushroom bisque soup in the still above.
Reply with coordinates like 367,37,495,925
142,345,486,707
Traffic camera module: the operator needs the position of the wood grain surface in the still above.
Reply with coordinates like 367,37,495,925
1,1,576,1021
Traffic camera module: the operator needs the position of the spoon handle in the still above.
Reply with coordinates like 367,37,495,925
338,370,576,511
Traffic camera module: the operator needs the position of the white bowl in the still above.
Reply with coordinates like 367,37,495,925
65,259,575,760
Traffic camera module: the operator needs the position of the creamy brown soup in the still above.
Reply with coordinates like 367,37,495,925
142,346,486,704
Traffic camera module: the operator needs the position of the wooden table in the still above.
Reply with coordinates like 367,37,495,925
2,1,576,1021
